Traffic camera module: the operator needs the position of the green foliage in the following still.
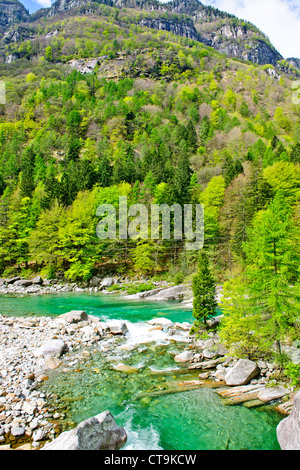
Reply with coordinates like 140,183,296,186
284,363,300,388
192,251,217,326
220,191,300,359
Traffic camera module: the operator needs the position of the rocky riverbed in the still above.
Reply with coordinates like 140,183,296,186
0,305,296,450
0,310,134,449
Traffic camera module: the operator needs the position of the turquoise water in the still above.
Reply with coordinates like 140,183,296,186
0,292,283,450
0,292,194,324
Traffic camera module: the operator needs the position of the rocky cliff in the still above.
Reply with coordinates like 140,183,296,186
139,17,204,43
0,0,298,71
0,0,30,35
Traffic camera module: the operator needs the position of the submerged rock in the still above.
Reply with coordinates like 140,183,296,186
113,363,139,373
41,411,127,450
174,350,194,363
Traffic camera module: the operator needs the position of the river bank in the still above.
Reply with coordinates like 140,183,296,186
0,305,295,450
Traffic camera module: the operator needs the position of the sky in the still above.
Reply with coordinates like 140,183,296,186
19,0,300,58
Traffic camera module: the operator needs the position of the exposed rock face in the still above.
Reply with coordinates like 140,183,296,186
140,17,202,42
0,0,30,35
42,411,127,450
287,57,300,70
277,390,300,450
0,0,297,71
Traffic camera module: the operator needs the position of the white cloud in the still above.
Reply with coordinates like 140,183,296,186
200,0,300,58
35,0,53,7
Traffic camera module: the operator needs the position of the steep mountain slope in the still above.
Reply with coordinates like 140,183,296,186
0,0,30,35
45,0,285,67
0,0,299,285
0,0,298,73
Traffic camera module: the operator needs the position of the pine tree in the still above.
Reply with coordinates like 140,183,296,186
220,191,300,362
97,155,112,187
186,120,198,153
20,147,35,199
173,145,192,205
192,251,218,326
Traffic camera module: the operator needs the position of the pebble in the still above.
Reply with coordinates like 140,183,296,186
0,311,110,449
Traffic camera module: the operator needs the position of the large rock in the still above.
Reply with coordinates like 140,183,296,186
106,320,128,335
42,411,127,450
32,276,43,285
6,276,21,284
174,350,194,363
89,276,101,287
148,318,174,327
277,390,300,450
257,387,287,403
100,277,114,288
224,359,259,386
14,279,33,287
57,310,89,323
34,339,66,358
126,285,188,301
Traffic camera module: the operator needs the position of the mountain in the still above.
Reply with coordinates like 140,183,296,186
0,0,298,72
0,0,299,286
0,0,30,35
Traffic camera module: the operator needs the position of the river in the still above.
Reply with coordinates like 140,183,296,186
0,292,282,450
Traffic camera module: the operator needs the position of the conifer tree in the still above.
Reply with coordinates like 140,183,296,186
192,251,218,326
20,147,35,199
220,190,300,362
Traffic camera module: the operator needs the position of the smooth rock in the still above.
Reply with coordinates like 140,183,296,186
11,426,25,437
127,284,187,301
113,363,139,373
32,276,43,285
41,411,127,450
22,402,36,415
33,428,46,441
14,279,33,287
89,276,101,287
277,390,300,450
224,359,259,386
6,277,21,285
257,387,288,403
106,320,128,335
45,357,63,370
174,350,194,363
58,310,88,323
34,339,66,359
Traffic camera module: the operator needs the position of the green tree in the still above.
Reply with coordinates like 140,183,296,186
20,148,35,199
220,191,300,361
131,240,156,275
192,251,218,326
45,46,53,62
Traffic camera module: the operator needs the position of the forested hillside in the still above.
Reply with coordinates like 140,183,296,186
0,0,299,292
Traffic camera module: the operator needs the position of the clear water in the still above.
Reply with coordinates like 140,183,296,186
0,292,283,450
0,292,194,324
